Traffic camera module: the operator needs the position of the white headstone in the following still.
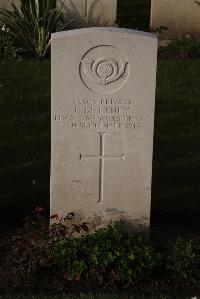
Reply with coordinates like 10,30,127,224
51,28,158,233
151,0,200,38
57,0,117,27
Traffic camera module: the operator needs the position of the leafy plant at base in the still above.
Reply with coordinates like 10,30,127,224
50,212,89,240
151,25,168,36
167,238,200,283
0,29,18,61
166,37,200,59
0,0,71,59
55,226,160,285
1,209,90,290
2,210,200,291
3,214,54,289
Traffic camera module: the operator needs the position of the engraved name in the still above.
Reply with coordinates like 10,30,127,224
54,97,149,130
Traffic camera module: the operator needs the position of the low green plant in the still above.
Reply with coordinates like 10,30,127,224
2,207,200,293
55,226,160,285
151,25,168,36
4,212,54,289
2,211,200,292
166,37,200,58
0,30,18,61
0,0,71,59
167,237,200,283
1,209,90,290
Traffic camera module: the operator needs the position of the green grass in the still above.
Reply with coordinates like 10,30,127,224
0,60,200,221
152,60,200,219
0,295,185,299
117,0,151,29
0,61,51,219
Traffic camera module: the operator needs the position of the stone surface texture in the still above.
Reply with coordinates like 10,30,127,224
57,0,117,27
151,0,200,38
51,28,158,232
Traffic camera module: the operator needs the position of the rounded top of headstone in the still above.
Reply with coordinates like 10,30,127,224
51,27,158,41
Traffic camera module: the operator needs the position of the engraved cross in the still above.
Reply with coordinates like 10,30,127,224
80,132,125,203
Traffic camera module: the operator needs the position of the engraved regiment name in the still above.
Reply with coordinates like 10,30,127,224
55,97,150,129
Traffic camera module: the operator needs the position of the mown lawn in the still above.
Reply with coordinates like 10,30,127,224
152,60,200,220
0,60,200,222
0,61,51,219
0,294,188,299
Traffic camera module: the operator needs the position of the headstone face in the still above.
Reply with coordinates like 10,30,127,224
151,0,200,38
57,0,117,27
51,28,158,232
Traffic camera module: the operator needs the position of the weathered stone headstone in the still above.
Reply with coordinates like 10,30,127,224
51,28,158,232
57,0,117,27
151,0,200,38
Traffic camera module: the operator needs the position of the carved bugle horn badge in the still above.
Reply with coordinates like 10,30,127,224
81,57,128,85
80,45,129,94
